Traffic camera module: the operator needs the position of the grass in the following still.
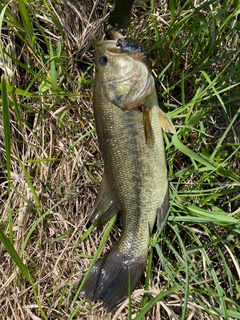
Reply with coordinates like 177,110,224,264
0,0,239,319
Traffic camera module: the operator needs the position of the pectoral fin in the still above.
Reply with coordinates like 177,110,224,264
159,110,176,134
90,175,119,226
157,190,169,230
143,107,155,146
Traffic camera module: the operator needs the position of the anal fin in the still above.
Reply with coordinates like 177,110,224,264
90,174,119,226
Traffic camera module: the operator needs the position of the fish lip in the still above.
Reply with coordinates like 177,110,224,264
95,40,121,54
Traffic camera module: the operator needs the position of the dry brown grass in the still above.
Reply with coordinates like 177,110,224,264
0,1,100,319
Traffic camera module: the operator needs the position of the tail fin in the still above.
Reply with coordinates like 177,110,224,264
81,248,147,311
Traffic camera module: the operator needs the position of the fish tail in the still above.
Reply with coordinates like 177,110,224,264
81,248,147,311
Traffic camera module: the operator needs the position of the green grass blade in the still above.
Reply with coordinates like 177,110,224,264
134,286,179,319
169,0,175,23
17,0,34,48
1,76,10,181
210,107,240,160
20,193,71,256
0,228,33,283
172,134,240,183
141,247,153,310
1,76,13,243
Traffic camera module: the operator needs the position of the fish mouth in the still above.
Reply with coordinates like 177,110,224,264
95,40,121,55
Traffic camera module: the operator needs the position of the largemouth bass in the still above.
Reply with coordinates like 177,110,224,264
82,32,175,311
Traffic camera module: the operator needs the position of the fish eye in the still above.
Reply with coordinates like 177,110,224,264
99,56,108,66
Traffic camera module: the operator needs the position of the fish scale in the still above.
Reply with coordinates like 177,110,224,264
81,35,175,311
95,94,167,252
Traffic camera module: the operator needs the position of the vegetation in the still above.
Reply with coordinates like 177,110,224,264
0,0,239,319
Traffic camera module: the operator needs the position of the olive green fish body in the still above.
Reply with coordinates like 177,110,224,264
94,92,167,253
82,37,175,311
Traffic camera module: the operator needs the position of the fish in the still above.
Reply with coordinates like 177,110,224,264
81,32,175,312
